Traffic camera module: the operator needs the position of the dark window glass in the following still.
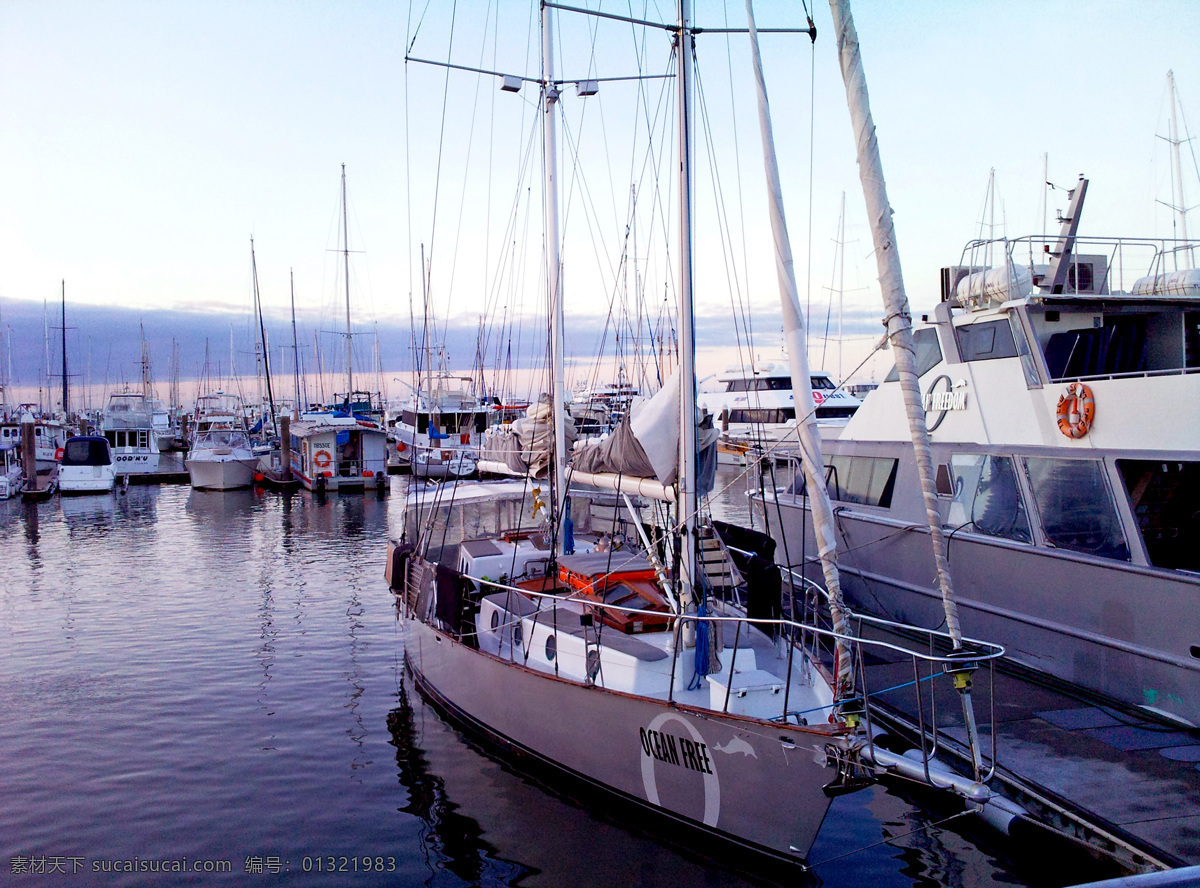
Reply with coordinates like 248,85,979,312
729,408,795,424
947,454,1032,543
791,455,899,507
956,319,1018,362
885,327,943,382
1023,457,1130,561
1117,460,1200,571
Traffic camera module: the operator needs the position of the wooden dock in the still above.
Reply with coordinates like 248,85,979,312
858,624,1200,874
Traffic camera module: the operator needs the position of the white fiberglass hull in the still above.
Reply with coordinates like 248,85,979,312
186,455,258,490
59,466,117,494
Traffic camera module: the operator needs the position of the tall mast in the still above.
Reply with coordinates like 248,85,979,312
1167,70,1193,263
290,269,302,414
60,280,68,417
341,164,354,397
542,1,568,554
675,0,699,609
250,237,277,433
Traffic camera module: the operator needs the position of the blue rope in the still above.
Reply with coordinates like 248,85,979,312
773,672,937,721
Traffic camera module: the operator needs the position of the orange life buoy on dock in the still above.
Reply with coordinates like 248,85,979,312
1055,382,1095,439
313,449,332,468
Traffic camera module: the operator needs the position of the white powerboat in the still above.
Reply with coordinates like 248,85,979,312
101,392,161,471
58,435,117,495
698,363,861,465
186,428,259,491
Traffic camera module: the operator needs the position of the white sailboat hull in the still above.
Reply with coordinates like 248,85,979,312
404,615,840,864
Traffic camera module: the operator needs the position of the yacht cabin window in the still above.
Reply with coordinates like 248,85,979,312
790,455,899,508
946,454,1032,543
884,327,942,382
1022,457,1130,561
955,319,1019,363
1117,460,1200,572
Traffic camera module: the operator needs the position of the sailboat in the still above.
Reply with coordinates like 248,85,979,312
289,166,388,492
388,1,1007,870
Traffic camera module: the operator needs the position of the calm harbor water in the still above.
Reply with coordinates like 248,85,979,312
1,469,1060,887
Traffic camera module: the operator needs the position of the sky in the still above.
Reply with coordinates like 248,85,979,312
2,0,1198,402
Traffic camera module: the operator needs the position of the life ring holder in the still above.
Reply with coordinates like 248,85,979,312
313,449,333,469
1055,382,1095,439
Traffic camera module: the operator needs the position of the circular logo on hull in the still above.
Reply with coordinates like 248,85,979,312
640,712,721,826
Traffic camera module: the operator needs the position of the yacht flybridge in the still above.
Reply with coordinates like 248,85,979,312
755,177,1200,726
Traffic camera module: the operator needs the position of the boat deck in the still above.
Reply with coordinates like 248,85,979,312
857,624,1200,870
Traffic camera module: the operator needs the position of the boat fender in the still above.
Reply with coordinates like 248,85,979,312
313,449,332,468
1055,383,1095,438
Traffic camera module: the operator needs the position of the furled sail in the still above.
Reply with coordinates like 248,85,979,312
745,0,854,697
571,371,718,499
480,394,576,478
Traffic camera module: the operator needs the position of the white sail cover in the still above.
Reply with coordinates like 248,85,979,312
480,395,576,478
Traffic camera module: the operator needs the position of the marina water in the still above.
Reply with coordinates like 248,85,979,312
2,470,1065,887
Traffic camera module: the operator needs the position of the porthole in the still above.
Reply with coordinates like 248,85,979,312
490,610,500,633
513,622,523,647
545,635,557,661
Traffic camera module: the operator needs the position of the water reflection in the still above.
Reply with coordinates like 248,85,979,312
386,681,534,887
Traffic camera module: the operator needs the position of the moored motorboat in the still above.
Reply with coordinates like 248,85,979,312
58,435,117,495
185,427,259,491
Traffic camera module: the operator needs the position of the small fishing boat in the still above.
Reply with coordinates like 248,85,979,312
58,435,117,495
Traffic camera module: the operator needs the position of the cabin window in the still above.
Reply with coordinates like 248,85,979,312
1022,457,1130,561
798,455,898,508
956,319,1018,363
946,454,1031,543
1117,460,1200,571
884,327,942,382
728,408,795,424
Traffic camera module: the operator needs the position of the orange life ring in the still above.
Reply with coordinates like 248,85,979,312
54,447,64,461
1055,383,1095,439
313,449,332,468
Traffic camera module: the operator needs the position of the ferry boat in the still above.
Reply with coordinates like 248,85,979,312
698,363,861,464
101,392,161,471
753,178,1200,726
